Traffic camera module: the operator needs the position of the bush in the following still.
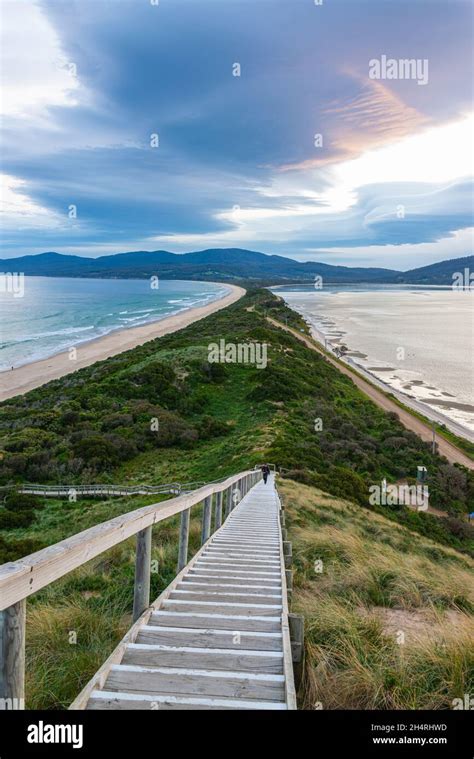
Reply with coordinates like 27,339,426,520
0,535,45,563
5,492,42,512
0,509,35,529
444,517,474,541
197,416,229,440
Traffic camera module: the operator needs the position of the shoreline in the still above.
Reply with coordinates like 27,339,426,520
307,321,474,444
0,284,245,402
267,316,473,469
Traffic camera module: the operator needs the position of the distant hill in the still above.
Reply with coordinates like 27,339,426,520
392,255,474,285
0,248,472,285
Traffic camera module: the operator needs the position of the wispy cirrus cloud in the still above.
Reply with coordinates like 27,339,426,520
279,78,429,172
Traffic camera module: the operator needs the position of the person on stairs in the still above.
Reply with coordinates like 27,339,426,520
261,463,271,484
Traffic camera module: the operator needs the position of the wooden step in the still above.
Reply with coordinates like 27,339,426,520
209,548,279,553
150,611,281,632
222,529,279,536
197,558,281,568
122,643,284,673
205,547,279,556
136,625,283,651
103,663,286,702
201,554,280,564
170,589,281,604
87,691,287,710
178,580,281,593
213,535,278,541
192,564,281,576
181,574,281,587
161,599,282,616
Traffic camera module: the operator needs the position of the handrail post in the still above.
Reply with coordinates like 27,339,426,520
132,526,152,622
232,480,241,510
214,491,223,531
0,600,25,709
201,495,212,544
225,486,232,519
177,507,191,571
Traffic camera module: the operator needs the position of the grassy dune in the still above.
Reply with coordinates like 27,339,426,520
279,479,474,710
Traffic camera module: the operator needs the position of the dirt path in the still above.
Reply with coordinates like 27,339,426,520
268,317,473,470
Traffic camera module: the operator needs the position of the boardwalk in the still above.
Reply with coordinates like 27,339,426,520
71,476,295,710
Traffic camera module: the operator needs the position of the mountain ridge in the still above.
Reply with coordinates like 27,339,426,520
1,249,472,285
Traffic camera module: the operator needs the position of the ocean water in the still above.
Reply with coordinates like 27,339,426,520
274,285,474,435
0,277,229,371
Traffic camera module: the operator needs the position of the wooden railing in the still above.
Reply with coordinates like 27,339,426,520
0,468,262,708
3,474,236,500
14,483,182,498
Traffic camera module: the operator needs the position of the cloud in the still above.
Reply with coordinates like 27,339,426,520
0,0,472,265
279,78,428,172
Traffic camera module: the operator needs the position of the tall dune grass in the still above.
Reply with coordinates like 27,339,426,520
279,479,474,710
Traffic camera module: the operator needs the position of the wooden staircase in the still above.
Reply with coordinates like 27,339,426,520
74,475,296,710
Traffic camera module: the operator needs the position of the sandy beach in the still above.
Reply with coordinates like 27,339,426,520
0,284,245,402
267,316,473,469
305,321,474,443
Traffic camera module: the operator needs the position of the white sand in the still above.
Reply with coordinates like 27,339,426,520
0,284,245,402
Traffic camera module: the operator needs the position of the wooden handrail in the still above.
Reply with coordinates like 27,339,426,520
10,473,233,498
0,469,256,611
0,468,262,707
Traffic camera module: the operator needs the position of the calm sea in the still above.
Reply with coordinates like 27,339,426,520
0,277,229,371
274,285,474,436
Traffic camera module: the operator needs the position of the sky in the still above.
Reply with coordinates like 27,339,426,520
0,0,473,268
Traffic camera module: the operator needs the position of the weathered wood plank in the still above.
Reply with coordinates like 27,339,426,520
132,527,152,622
122,644,284,674
193,561,279,577
136,625,283,651
0,600,25,709
177,507,190,572
87,691,286,710
149,611,281,632
182,574,281,588
201,495,212,545
104,664,285,701
170,590,281,604
161,600,282,616
214,491,223,531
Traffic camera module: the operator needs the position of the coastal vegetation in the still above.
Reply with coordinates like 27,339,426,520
280,479,473,709
0,289,472,708
1,289,472,551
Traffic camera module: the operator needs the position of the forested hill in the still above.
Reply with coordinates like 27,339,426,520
1,249,472,284
0,289,472,557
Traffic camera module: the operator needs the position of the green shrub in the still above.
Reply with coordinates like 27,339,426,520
0,509,35,529
5,492,42,512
